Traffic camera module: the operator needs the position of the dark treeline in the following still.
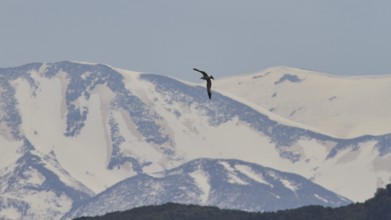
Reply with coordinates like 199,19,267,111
75,184,391,220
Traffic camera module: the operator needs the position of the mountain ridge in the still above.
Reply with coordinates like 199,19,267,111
64,158,350,219
215,65,391,138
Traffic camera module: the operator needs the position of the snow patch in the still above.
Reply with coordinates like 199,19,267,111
314,194,329,203
189,169,210,204
219,161,248,185
0,207,21,220
235,164,273,188
280,178,299,192
25,168,45,185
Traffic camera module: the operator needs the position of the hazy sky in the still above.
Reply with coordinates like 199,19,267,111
1,0,391,81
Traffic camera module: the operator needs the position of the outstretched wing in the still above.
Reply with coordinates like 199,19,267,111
193,68,208,78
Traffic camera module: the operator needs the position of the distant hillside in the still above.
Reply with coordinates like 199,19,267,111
65,158,349,219
215,66,391,138
75,184,391,220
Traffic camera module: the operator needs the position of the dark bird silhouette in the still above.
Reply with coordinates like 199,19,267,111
193,68,214,99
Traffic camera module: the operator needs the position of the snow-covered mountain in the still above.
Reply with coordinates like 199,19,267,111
0,139,94,220
215,66,391,138
0,61,391,219
65,158,350,219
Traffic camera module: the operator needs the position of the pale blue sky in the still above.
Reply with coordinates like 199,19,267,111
1,0,391,81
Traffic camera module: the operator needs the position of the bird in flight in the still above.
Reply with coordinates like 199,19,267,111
193,68,214,99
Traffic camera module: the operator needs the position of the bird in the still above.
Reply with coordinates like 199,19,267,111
193,68,214,99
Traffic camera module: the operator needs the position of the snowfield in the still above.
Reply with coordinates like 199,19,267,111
215,66,391,138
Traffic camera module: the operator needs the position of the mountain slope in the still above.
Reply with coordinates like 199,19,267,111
0,139,93,220
1,61,391,219
138,71,391,202
65,158,350,219
215,66,391,138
